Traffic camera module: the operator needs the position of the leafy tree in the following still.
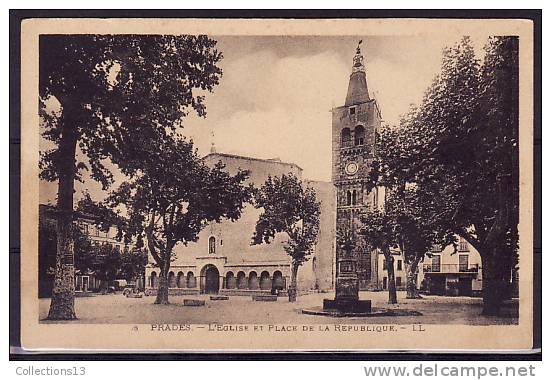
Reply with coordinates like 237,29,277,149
39,34,223,319
469,36,519,313
120,247,148,283
360,206,398,303
365,114,457,300
40,207,146,292
360,186,455,303
73,225,96,278
411,36,519,315
390,186,456,299
92,243,122,289
79,137,252,304
252,174,321,302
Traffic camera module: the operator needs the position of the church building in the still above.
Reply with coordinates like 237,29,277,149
146,44,387,296
145,44,422,297
145,152,336,296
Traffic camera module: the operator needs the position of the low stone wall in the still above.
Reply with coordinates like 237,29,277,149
210,295,230,301
74,291,98,297
144,288,290,297
145,288,199,296
252,295,278,302
220,289,282,297
183,299,205,306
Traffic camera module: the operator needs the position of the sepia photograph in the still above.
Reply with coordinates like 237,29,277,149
16,16,536,352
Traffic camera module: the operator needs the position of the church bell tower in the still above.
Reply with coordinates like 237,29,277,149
332,42,382,291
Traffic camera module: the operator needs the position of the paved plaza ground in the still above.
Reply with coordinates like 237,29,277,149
39,291,518,325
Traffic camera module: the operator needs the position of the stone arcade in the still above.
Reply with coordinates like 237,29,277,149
145,153,336,297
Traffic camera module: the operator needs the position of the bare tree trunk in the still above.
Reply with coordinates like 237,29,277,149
481,250,508,316
288,262,299,302
405,256,421,299
47,122,78,320
480,170,512,315
155,259,170,305
383,248,397,304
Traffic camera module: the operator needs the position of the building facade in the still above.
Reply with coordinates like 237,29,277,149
38,204,137,297
377,250,407,291
418,237,483,297
371,236,483,296
331,44,384,290
145,153,336,296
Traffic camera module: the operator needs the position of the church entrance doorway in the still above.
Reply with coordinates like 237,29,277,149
201,265,220,294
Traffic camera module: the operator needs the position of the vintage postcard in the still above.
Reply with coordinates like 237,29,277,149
19,17,535,352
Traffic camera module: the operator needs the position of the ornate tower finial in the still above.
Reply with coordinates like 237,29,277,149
352,40,365,73
332,37,383,299
345,40,370,106
210,130,216,153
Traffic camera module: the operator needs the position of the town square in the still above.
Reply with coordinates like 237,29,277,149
39,291,518,326
35,31,521,334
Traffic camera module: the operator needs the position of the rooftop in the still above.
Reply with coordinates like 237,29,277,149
203,152,303,172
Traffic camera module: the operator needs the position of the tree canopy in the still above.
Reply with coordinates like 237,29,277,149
252,174,321,267
252,174,321,301
79,137,253,304
40,34,223,187
363,36,519,312
414,37,519,313
41,34,225,319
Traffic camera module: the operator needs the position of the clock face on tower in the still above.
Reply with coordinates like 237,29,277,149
344,161,359,175
331,46,384,292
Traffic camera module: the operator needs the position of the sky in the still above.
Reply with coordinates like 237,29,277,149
181,35,488,180
40,34,489,204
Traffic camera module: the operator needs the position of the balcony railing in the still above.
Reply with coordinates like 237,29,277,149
423,263,480,273
340,144,372,159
